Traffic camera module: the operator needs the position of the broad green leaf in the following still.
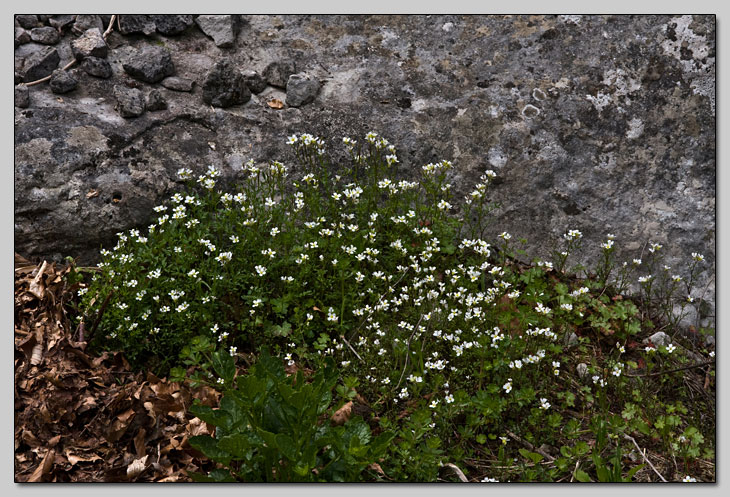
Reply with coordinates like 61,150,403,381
189,435,232,465
574,469,592,482
276,433,299,461
212,349,236,384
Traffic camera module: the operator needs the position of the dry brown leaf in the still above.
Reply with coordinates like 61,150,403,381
28,449,55,482
86,189,100,199
28,261,48,299
331,401,353,426
134,428,147,458
65,450,102,466
126,455,149,478
367,462,386,477
267,98,284,109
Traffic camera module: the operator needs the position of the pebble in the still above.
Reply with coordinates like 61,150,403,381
15,15,40,30
263,60,296,89
643,331,671,347
15,84,30,108
73,15,104,35
242,70,266,94
81,57,113,78
21,47,60,83
114,86,146,117
576,363,589,379
146,89,168,111
71,28,108,60
30,26,60,45
118,15,156,36
202,59,250,108
15,27,31,46
49,69,78,94
122,46,175,83
195,15,237,48
152,15,194,36
285,73,320,107
161,76,194,92
48,15,76,31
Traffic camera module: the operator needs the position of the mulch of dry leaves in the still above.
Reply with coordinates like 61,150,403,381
14,253,222,482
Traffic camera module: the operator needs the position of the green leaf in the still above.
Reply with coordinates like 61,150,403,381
275,433,298,461
212,349,236,384
574,469,592,482
189,435,233,465
218,433,252,459
518,448,543,464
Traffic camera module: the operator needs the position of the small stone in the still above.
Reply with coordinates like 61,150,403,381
122,46,175,84
285,73,320,107
161,76,194,92
15,72,23,85
565,332,579,346
21,47,60,83
71,28,108,60
705,335,715,347
643,331,671,347
146,89,168,111
153,15,194,36
118,15,156,36
202,59,250,108
15,84,30,108
81,57,113,78
49,15,76,31
49,69,78,94
195,15,237,48
242,70,266,94
73,15,104,35
114,86,146,118
263,60,296,89
576,363,589,379
30,26,60,45
16,15,39,30
15,27,31,46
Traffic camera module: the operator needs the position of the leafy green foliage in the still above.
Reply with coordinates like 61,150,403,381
188,351,393,482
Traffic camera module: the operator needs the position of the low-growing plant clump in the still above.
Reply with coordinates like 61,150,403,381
76,131,715,482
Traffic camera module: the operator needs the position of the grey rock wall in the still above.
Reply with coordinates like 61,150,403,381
14,14,715,321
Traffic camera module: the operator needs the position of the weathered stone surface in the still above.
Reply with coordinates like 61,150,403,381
242,69,266,94
49,69,78,94
153,15,195,36
15,15,39,29
195,15,237,47
73,15,104,35
263,60,296,88
202,59,250,107
15,85,29,108
20,46,59,82
49,15,76,31
161,76,194,92
286,73,319,107
30,26,60,45
15,27,31,46
113,86,145,117
81,56,113,78
118,15,156,36
13,15,716,326
145,89,168,111
71,28,108,60
122,46,175,83
644,332,671,347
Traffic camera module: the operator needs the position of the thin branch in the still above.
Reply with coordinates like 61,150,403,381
505,429,556,462
102,15,117,39
339,334,363,362
25,59,76,87
623,434,667,482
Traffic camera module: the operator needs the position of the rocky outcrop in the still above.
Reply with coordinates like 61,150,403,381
14,15,716,324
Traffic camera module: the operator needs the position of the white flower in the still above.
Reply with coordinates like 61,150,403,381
187,269,199,278
539,398,551,410
429,399,440,408
216,252,233,265
270,227,280,237
230,235,239,243
229,346,237,356
445,394,454,404
682,476,697,482
691,252,705,262
564,229,583,240
665,343,676,354
503,379,513,394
